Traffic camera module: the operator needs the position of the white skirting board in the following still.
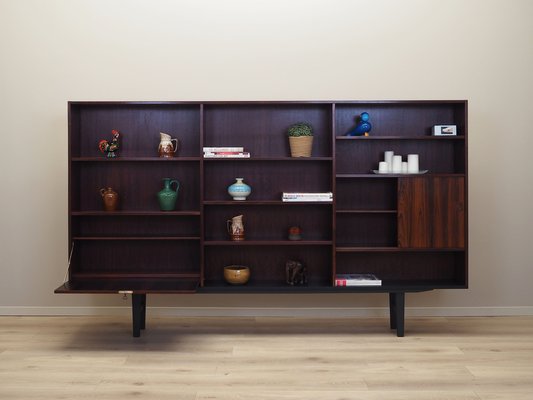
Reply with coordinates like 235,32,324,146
1,306,533,317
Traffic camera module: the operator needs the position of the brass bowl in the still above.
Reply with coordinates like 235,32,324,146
224,265,250,285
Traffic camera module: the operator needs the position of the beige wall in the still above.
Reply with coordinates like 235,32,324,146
1,0,532,316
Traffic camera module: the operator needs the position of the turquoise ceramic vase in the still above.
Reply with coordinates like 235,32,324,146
227,178,251,201
157,178,180,211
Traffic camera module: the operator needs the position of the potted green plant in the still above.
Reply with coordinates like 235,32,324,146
287,122,313,157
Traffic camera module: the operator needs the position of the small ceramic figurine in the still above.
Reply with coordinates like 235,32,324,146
98,129,120,157
158,132,179,158
288,226,302,241
346,112,372,136
227,215,245,241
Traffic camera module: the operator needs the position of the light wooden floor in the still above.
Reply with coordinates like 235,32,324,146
1,316,533,399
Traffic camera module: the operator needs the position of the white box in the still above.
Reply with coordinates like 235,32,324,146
433,125,457,136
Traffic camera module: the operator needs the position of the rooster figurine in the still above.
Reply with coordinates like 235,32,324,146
98,129,121,158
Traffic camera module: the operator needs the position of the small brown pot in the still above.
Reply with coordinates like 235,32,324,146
224,265,250,285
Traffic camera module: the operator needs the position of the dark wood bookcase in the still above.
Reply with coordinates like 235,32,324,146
56,100,468,337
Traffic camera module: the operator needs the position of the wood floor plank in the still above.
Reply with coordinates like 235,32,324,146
0,316,532,399
196,391,482,400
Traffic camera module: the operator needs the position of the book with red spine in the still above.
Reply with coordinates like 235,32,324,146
203,152,250,158
335,274,381,286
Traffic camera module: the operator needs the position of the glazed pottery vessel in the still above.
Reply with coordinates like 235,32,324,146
227,215,245,241
158,132,179,158
100,187,119,211
227,178,251,200
288,226,302,241
157,178,180,211
224,265,250,285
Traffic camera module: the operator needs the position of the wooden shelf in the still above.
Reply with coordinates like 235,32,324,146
336,209,397,214
336,173,465,178
72,273,200,279
56,278,199,294
336,136,465,140
71,211,201,216
72,157,201,162
204,240,332,246
203,157,332,161
203,200,332,205
199,280,458,293
336,246,465,252
73,236,201,241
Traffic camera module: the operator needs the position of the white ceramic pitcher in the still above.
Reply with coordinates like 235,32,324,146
158,132,179,158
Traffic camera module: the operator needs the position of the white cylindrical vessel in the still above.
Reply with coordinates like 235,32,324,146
407,154,419,173
384,151,394,172
392,155,402,173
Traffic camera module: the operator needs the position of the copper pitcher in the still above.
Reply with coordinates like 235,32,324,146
100,187,119,211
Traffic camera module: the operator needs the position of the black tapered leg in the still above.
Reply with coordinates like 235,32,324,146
132,294,146,337
392,292,405,337
389,292,397,330
140,294,146,330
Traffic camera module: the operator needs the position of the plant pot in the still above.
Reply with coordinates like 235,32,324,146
289,136,313,157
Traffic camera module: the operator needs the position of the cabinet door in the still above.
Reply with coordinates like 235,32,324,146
398,177,465,248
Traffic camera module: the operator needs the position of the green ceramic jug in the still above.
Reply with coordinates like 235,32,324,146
157,178,180,211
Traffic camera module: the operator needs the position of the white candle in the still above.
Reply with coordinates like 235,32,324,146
384,151,394,172
401,162,408,174
378,161,388,173
392,155,402,173
407,154,419,173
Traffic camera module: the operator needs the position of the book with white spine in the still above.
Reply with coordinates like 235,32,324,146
203,152,250,158
203,147,244,153
282,192,333,202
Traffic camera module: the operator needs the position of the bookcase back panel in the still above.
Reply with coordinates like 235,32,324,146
336,214,397,247
204,104,332,157
73,105,201,157
336,178,397,210
204,162,331,201
335,103,466,137
204,205,332,241
204,246,331,286
73,163,200,211
73,241,200,275
336,140,462,174
336,252,466,285
73,215,200,237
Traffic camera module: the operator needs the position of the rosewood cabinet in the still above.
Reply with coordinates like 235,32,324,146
56,100,468,337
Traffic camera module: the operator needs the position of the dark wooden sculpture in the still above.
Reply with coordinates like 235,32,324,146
286,260,307,286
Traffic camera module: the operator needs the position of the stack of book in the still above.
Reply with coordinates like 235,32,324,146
203,147,250,158
282,192,333,202
334,274,382,286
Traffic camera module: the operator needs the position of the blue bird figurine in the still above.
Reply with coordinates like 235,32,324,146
346,112,372,136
